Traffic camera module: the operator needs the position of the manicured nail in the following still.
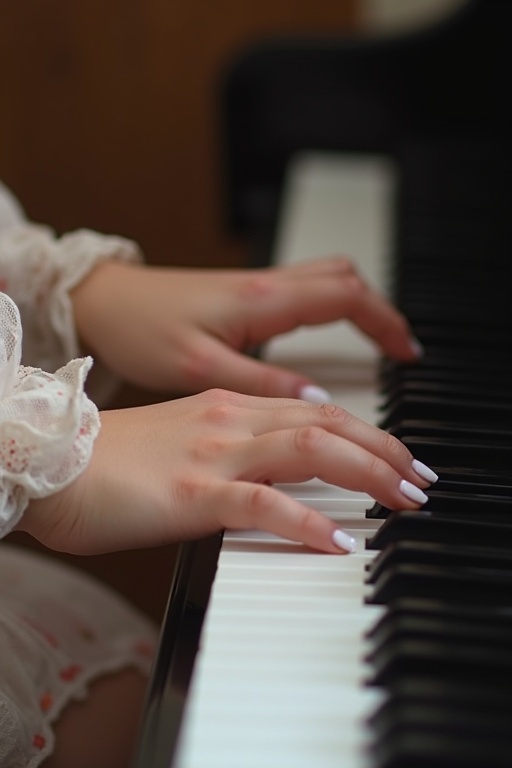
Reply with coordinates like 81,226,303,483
332,529,356,553
412,458,438,484
399,479,428,505
299,384,332,404
410,337,424,358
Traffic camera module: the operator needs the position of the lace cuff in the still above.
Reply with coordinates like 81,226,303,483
0,293,100,538
0,223,143,405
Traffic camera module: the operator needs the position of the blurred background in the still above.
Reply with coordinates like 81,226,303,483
0,0,466,621
0,0,465,274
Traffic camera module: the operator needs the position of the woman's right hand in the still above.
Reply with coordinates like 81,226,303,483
20,389,436,556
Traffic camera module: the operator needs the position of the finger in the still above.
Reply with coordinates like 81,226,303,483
194,390,435,489
276,254,355,278
238,262,421,361
207,479,357,554
191,391,437,489
185,334,328,402
243,400,437,488
228,427,429,511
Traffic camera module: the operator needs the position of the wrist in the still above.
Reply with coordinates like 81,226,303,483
70,260,132,353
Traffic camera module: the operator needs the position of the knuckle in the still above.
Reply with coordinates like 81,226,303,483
293,425,328,454
189,436,229,463
205,403,237,427
244,483,276,521
296,506,318,539
318,402,353,427
381,431,409,463
343,273,366,299
366,454,389,484
196,388,245,422
237,273,275,300
332,255,355,274
174,475,206,505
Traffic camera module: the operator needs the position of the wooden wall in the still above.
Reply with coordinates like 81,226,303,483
0,0,358,271
0,1,358,623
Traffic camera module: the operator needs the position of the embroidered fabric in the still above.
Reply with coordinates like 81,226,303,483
0,544,157,768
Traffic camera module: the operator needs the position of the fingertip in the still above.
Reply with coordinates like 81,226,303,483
399,479,429,506
412,458,438,484
332,529,357,553
298,384,332,404
409,336,425,359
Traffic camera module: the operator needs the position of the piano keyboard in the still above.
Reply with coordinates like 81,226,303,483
160,140,511,768
360,138,512,768
173,153,396,768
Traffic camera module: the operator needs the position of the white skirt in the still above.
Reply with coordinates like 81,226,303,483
0,544,158,767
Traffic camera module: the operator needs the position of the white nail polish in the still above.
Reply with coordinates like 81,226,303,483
332,529,356,553
399,479,428,505
410,337,424,358
299,385,332,404
412,458,439,484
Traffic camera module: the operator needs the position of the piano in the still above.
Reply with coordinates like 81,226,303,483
133,1,512,766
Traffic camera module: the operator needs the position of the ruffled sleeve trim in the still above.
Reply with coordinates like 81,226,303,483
0,293,100,538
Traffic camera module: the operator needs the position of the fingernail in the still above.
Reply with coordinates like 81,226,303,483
410,336,424,358
412,458,438,484
399,479,428,505
299,384,332,404
332,529,356,553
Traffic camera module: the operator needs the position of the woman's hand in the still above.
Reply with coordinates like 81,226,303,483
71,256,422,399
20,389,436,556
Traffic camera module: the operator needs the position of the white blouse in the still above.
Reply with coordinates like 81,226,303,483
0,179,143,405
0,181,157,767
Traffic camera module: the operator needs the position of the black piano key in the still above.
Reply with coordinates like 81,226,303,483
366,563,512,607
367,491,512,522
398,304,510,328
369,702,512,768
370,699,512,744
380,353,509,377
367,678,512,767
365,510,512,550
412,466,510,488
365,540,512,585
381,376,512,399
378,394,512,430
381,370,512,396
386,419,512,445
365,598,512,639
398,436,512,471
370,675,512,714
404,327,508,353
427,478,511,496
366,635,512,688
365,126,512,768
379,390,512,420
364,613,512,659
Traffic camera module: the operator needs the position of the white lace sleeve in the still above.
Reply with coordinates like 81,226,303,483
0,293,100,538
0,220,143,405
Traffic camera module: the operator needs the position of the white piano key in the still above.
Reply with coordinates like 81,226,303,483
174,153,395,768
265,151,395,371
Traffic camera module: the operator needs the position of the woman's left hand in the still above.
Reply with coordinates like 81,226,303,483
71,255,421,399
